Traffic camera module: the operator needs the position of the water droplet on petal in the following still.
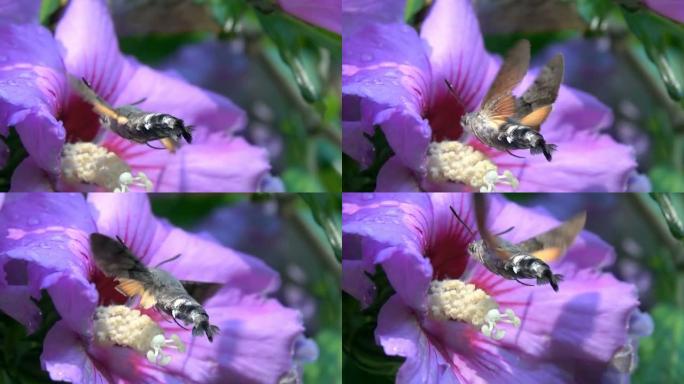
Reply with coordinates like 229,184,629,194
360,53,373,62
362,193,374,200
27,217,39,225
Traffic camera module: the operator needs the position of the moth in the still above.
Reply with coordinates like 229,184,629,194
69,75,192,152
452,39,563,161
450,194,585,291
89,233,220,342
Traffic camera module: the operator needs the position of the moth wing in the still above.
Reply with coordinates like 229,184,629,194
481,40,530,114
519,105,553,131
115,278,157,309
515,211,587,262
473,194,512,261
68,75,129,124
89,233,151,281
515,54,564,119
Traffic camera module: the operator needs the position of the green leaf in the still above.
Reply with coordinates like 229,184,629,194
623,7,684,101
39,0,60,25
651,193,684,239
0,128,28,192
633,305,684,383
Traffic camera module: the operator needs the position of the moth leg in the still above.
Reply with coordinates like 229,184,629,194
494,226,515,236
514,278,535,287
505,149,525,159
172,316,191,330
154,306,175,323
145,142,166,150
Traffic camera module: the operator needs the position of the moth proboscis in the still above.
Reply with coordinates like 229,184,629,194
455,39,564,161
450,194,586,291
68,75,192,153
89,233,220,342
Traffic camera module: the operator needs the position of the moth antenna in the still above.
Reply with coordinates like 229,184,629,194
145,142,166,150
129,97,147,106
155,253,182,268
449,206,475,235
493,226,515,237
444,79,466,109
115,235,126,247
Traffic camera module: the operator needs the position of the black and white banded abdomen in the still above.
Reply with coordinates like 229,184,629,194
498,123,557,161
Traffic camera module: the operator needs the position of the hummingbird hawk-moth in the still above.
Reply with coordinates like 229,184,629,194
453,40,564,161
451,194,586,291
69,76,192,152
89,233,220,342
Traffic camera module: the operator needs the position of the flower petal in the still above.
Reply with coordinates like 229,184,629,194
420,0,493,109
9,157,54,192
0,23,66,173
161,287,305,383
342,22,432,171
377,295,571,384
102,134,270,192
0,193,97,332
375,157,422,192
278,0,341,34
0,285,41,333
472,266,639,372
87,193,279,294
41,320,111,383
0,0,40,23
644,0,684,23
342,0,405,34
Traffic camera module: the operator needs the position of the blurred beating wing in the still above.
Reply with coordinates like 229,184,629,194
68,75,129,124
481,40,530,122
89,233,157,307
514,211,587,262
514,54,564,124
473,194,512,261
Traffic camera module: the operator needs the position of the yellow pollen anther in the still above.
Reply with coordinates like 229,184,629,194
428,279,520,340
93,305,185,365
61,142,153,192
426,141,519,192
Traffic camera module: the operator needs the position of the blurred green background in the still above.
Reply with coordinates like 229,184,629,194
0,0,341,192
344,0,684,191
0,193,342,383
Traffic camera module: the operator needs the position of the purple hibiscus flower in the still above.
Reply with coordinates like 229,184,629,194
643,0,684,23
343,193,644,382
0,0,270,192
342,0,639,192
0,193,313,383
278,0,341,34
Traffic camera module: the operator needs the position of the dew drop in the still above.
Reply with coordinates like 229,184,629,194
27,217,39,225
361,193,374,200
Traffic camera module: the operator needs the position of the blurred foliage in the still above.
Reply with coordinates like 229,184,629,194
633,305,684,383
0,295,59,383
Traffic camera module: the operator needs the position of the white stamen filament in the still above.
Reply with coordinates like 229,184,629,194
428,279,520,340
61,142,153,192
93,305,185,366
426,141,519,192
